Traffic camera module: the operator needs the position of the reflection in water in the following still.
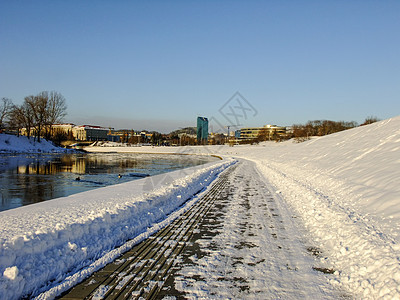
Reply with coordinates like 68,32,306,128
14,154,143,175
0,153,216,212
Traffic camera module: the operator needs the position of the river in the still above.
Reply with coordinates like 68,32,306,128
0,152,217,212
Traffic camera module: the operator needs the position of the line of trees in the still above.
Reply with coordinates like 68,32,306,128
1,91,67,142
292,117,379,142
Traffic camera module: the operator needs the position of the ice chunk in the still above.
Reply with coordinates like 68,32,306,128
3,266,19,280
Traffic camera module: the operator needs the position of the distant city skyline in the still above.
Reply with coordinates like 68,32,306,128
1,1,399,133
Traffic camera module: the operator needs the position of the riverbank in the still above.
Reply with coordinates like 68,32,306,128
0,152,216,212
0,134,70,153
0,158,235,299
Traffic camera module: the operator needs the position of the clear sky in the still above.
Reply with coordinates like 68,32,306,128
1,1,399,133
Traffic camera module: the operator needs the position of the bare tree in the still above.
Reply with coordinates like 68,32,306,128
5,91,67,141
24,93,46,142
7,106,21,136
361,116,380,126
0,97,13,131
23,91,67,142
9,102,34,138
292,124,310,143
46,91,67,137
52,128,68,146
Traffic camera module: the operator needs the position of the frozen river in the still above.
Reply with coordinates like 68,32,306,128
0,152,217,212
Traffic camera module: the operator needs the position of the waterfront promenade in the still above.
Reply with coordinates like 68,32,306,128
61,160,342,299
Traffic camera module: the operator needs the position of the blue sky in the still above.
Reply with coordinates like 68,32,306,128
1,1,399,133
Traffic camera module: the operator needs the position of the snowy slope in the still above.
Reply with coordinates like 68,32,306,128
244,117,400,298
0,134,69,153
241,118,400,240
212,116,400,298
0,159,235,299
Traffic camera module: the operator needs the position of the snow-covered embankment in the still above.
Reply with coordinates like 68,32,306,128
0,158,235,299
0,134,69,153
245,117,400,298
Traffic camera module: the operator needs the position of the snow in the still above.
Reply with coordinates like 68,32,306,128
170,160,342,299
0,134,70,153
3,266,19,280
1,115,400,299
0,157,234,299
88,115,400,298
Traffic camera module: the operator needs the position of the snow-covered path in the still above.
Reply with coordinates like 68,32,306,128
160,160,344,299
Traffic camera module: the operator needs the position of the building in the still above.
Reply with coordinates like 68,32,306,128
73,125,108,141
21,123,75,139
107,133,121,143
52,123,75,132
19,123,112,142
240,124,287,140
235,130,241,139
197,117,209,144
239,127,263,139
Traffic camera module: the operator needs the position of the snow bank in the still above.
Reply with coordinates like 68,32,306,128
0,158,234,300
251,116,400,241
240,116,400,298
0,134,69,153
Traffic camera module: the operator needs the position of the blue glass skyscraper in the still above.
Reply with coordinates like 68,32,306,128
197,117,208,144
